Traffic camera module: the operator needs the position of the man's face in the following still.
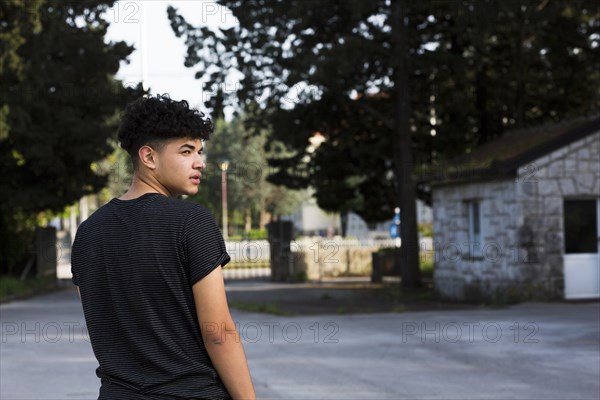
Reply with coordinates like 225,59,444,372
153,137,205,197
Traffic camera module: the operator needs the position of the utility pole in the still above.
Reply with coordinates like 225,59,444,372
220,160,229,239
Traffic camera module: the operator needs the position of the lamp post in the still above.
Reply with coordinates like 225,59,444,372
220,160,229,239
308,131,325,152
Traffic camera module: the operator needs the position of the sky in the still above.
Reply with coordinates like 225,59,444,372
104,0,237,116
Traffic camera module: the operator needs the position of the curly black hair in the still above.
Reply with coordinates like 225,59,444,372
117,94,214,170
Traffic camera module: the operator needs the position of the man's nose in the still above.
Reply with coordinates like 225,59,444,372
195,156,206,170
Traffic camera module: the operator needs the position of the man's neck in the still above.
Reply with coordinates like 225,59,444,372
118,175,171,200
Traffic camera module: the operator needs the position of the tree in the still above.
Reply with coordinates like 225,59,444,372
169,0,599,286
410,0,600,158
0,0,143,274
191,108,308,237
0,0,43,139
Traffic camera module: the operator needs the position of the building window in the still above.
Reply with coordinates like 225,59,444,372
466,200,483,257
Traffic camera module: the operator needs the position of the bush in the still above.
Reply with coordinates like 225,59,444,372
247,228,267,240
0,275,56,301
228,229,268,241
0,211,37,276
375,247,435,278
418,223,433,237
419,256,434,278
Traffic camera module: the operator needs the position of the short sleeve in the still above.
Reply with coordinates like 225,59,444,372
183,205,231,285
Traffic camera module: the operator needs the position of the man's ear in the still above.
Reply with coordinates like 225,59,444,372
138,145,157,170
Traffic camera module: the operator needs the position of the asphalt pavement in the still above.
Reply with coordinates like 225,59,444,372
1,282,598,399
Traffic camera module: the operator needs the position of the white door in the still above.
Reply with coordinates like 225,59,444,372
563,199,600,299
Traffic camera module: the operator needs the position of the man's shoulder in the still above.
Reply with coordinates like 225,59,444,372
78,201,112,226
159,196,208,212
81,196,214,226
179,200,215,221
154,197,217,224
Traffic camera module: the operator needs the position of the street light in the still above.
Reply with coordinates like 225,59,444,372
220,160,229,239
307,131,326,153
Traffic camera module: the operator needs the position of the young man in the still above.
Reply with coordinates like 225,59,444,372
71,95,255,400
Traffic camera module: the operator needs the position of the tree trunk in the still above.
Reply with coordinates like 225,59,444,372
340,212,348,237
259,209,270,229
391,0,421,288
244,207,252,234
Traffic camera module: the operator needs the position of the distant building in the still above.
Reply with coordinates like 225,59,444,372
284,194,341,237
285,192,432,240
369,200,433,239
426,117,600,301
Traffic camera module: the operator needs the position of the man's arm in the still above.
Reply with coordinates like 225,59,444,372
192,267,255,400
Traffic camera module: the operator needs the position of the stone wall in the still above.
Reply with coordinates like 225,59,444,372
433,130,600,302
432,180,520,301
515,131,600,299
291,241,377,280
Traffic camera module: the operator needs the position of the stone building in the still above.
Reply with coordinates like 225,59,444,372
428,117,600,302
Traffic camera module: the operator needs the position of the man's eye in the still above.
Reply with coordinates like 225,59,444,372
183,150,190,154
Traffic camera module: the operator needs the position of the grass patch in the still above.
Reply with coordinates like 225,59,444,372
379,281,438,304
294,271,308,282
229,300,293,316
320,292,333,300
382,285,404,301
0,275,56,301
418,223,433,237
419,256,434,279
392,304,406,313
336,306,348,315
226,261,270,270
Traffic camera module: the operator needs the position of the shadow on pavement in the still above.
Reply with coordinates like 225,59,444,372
225,278,483,315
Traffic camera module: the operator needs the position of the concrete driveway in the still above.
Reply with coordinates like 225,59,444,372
1,285,598,399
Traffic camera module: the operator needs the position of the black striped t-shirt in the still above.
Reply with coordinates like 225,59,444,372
71,192,231,399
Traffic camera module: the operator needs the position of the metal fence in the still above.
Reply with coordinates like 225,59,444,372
223,238,405,263
222,238,429,281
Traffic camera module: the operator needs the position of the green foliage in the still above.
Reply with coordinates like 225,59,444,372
377,247,397,254
336,306,348,315
95,138,135,204
247,228,268,240
418,223,433,238
0,274,56,301
373,247,434,278
419,256,434,279
189,110,308,232
228,300,293,316
0,211,37,275
293,270,308,282
392,304,407,313
1,1,143,214
0,0,43,143
0,0,43,77
0,0,144,273
225,261,269,270
169,0,600,223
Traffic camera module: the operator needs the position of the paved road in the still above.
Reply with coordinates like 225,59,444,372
1,284,598,399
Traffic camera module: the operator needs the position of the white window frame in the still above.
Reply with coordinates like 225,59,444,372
466,200,483,258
